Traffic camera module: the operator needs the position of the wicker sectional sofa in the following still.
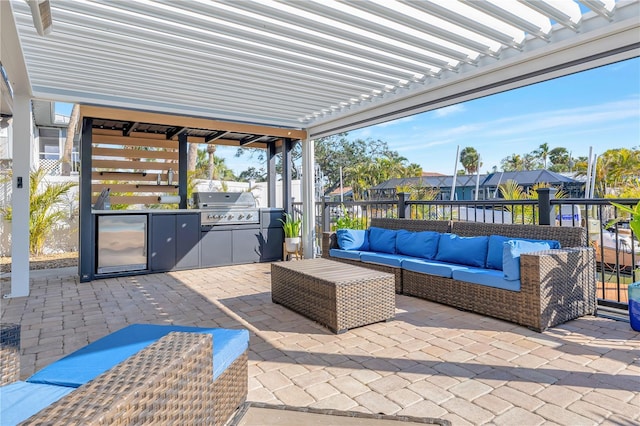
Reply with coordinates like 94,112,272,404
323,218,597,332
1,324,249,425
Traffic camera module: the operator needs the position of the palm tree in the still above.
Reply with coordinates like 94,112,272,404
61,104,80,176
533,143,550,169
1,166,77,255
460,147,480,174
548,147,570,172
501,154,523,171
207,143,217,180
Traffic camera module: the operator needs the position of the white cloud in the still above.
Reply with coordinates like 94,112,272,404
434,104,466,118
374,115,416,128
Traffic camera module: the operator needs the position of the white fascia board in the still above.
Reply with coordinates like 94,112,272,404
1,1,32,98
308,13,640,138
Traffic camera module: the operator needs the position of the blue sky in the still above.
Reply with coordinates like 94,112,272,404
348,57,640,175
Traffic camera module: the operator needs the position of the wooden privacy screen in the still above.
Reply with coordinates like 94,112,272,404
91,128,180,207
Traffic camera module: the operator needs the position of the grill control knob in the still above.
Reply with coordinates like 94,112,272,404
238,214,244,219
246,214,252,219
228,214,234,220
207,214,214,219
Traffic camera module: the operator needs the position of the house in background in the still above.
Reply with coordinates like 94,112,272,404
370,169,584,201
0,99,76,175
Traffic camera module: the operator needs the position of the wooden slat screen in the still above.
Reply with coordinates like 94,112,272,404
92,130,180,208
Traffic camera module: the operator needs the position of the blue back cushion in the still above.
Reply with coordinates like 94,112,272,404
503,240,551,280
27,324,249,387
0,381,74,425
435,233,489,267
486,235,561,270
336,229,369,251
396,230,440,259
368,227,397,254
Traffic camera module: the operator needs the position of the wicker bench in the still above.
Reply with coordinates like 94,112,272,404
1,326,248,425
323,219,597,332
271,258,395,333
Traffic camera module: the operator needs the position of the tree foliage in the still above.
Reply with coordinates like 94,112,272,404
459,147,480,174
1,167,77,255
315,133,421,199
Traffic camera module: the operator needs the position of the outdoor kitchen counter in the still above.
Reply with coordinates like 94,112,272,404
83,208,284,282
92,209,200,214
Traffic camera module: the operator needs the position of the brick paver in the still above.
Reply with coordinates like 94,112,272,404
2,262,639,425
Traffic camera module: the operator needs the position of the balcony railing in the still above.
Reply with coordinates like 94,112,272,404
294,192,639,311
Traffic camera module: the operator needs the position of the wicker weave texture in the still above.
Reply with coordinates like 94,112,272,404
370,218,451,233
330,256,403,294
450,221,587,248
1,323,21,386
404,247,596,331
272,259,395,333
22,332,248,426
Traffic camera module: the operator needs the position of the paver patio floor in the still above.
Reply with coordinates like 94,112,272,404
1,263,639,425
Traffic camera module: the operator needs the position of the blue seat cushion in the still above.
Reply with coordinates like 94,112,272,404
452,268,521,291
486,235,561,270
0,381,74,425
27,324,249,387
396,230,440,260
435,233,489,268
360,252,413,267
336,229,369,251
503,240,551,281
402,258,469,278
329,248,366,260
368,227,397,254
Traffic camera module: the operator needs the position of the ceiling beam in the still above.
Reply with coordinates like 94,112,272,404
80,105,307,140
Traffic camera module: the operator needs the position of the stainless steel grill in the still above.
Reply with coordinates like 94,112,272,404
194,192,259,226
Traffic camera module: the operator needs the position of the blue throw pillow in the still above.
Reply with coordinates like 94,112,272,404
503,240,551,281
368,227,397,254
486,235,561,270
435,233,489,267
336,229,369,251
396,230,440,259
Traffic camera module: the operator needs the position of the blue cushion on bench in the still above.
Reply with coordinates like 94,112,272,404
329,248,365,260
368,227,397,254
503,240,551,281
27,324,249,387
402,258,469,278
336,229,369,251
486,235,561,270
435,233,489,268
360,252,413,268
452,268,521,291
0,381,74,425
396,230,440,259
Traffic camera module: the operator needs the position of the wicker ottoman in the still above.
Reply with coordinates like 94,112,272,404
271,258,395,334
1,323,21,386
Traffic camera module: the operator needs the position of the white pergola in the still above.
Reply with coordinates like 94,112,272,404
2,0,639,296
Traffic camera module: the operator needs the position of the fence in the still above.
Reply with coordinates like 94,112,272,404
295,191,639,310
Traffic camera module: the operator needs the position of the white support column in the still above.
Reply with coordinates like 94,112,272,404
301,137,315,258
7,95,31,298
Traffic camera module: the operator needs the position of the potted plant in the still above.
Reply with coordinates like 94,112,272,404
609,201,640,331
279,213,302,253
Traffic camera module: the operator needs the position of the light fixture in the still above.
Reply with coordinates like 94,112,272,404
26,0,52,36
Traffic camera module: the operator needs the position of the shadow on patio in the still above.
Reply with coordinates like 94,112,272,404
1,262,639,425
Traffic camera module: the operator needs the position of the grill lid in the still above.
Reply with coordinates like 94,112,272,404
194,192,257,209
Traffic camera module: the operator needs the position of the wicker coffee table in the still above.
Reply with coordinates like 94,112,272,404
271,258,395,334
